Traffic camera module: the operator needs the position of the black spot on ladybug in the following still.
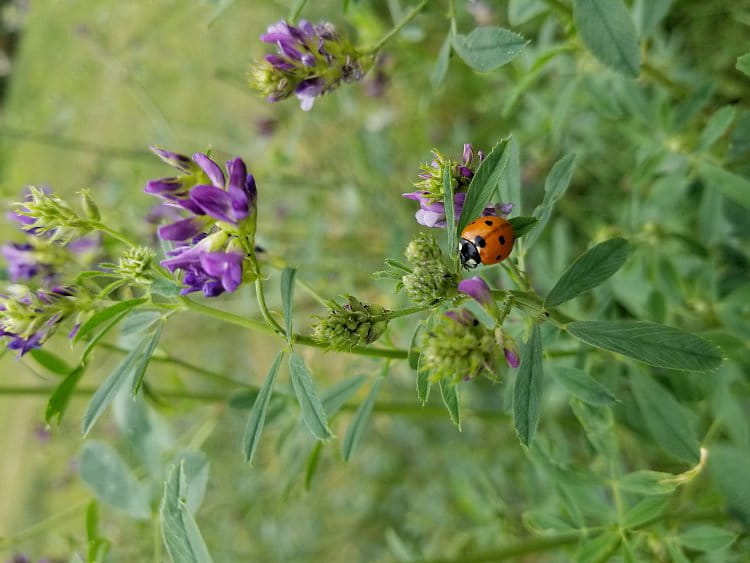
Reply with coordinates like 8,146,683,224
474,235,486,248
484,220,494,226
499,236,506,245
496,254,503,261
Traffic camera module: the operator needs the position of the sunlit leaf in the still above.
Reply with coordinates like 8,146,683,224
288,352,332,440
243,351,284,464
451,27,528,72
513,324,543,445
457,140,510,234
439,378,461,429
573,0,640,76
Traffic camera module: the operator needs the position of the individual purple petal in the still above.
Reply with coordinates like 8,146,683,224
192,153,225,188
189,185,238,224
157,217,206,241
144,177,186,200
458,166,473,177
402,190,430,202
462,144,473,165
68,323,81,340
278,40,303,61
295,78,325,111
7,210,36,227
149,146,194,173
504,348,520,368
445,309,476,326
415,208,446,228
265,54,295,70
1,243,41,282
200,252,243,293
458,277,494,308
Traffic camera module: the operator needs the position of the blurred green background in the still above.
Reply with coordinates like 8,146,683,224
1,0,748,561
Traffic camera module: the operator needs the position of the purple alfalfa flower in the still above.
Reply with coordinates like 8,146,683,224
444,308,478,326
0,287,74,356
403,191,513,229
495,328,520,369
1,242,47,282
457,276,499,317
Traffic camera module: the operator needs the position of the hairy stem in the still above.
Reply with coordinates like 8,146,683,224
361,0,430,55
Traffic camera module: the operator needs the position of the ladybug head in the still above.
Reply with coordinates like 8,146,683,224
458,238,481,269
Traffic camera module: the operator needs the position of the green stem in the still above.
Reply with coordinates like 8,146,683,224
447,0,457,35
92,222,139,247
361,0,430,55
254,277,285,334
179,297,409,359
289,0,308,21
382,304,431,321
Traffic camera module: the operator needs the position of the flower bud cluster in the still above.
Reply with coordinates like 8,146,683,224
313,295,389,351
12,186,93,243
420,310,499,383
250,20,367,111
401,233,458,306
113,246,155,286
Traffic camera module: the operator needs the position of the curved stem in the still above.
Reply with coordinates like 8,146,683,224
92,222,139,247
361,0,430,55
254,277,285,334
179,297,409,359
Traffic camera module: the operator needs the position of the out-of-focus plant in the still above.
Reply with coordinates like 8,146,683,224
2,0,749,561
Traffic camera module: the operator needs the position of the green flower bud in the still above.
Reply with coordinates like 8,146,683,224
420,310,499,383
13,186,92,243
404,232,443,268
114,246,155,286
79,189,101,221
312,295,390,351
402,265,458,307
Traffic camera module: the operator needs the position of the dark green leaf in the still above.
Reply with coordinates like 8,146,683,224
619,470,679,495
342,377,382,461
677,525,737,552
416,369,431,405
439,379,461,429
457,140,510,234
131,321,163,395
545,238,630,307
408,322,422,371
304,441,323,491
30,348,73,376
501,136,521,211
698,161,750,208
737,53,750,76
243,351,284,464
75,298,147,343
431,33,452,89
697,106,736,151
623,497,668,528
80,309,133,363
79,441,150,519
86,501,99,542
150,277,182,298
508,216,537,238
444,163,456,261
288,352,332,440
119,310,164,335
160,461,214,563
451,27,528,72
45,365,86,425
82,326,162,435
280,267,296,342
555,367,616,405
513,324,544,445
573,0,640,76
566,320,722,372
524,153,576,249
630,371,701,464
634,0,673,36
709,446,750,526
575,530,621,563
321,374,367,417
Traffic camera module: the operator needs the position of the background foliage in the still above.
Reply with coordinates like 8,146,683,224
1,0,748,561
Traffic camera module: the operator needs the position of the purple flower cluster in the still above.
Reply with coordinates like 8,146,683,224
145,147,257,297
251,20,365,111
403,144,514,228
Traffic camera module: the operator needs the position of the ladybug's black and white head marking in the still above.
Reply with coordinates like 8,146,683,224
459,238,481,269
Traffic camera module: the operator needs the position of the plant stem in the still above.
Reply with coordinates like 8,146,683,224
361,0,430,55
179,297,409,359
254,277,285,334
93,222,139,247
383,304,431,320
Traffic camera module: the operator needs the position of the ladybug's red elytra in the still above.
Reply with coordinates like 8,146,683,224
459,216,515,269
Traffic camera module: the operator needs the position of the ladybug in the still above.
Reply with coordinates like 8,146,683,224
459,216,515,269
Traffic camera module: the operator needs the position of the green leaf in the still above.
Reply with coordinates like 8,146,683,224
243,351,284,464
677,525,737,552
82,326,163,435
630,371,701,464
280,267,296,343
150,277,182,298
634,0,673,36
342,377,382,461
408,322,422,371
321,374,367,417
623,497,668,528
513,324,544,445
698,160,750,208
451,27,528,72
501,136,521,211
288,352,332,440
430,33,452,89
457,140,510,234
79,441,150,519
508,216,537,238
697,106,736,151
131,321,163,395
545,238,630,307
175,451,210,513
74,298,147,343
508,0,547,26
618,470,679,495
30,348,73,376
737,53,750,76
555,367,617,405
524,153,576,249
304,441,323,491
575,530,620,563
573,0,640,76
439,379,461,429
45,365,86,425
708,446,750,526
566,320,722,372
444,163,456,261
160,461,214,563
416,369,431,405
